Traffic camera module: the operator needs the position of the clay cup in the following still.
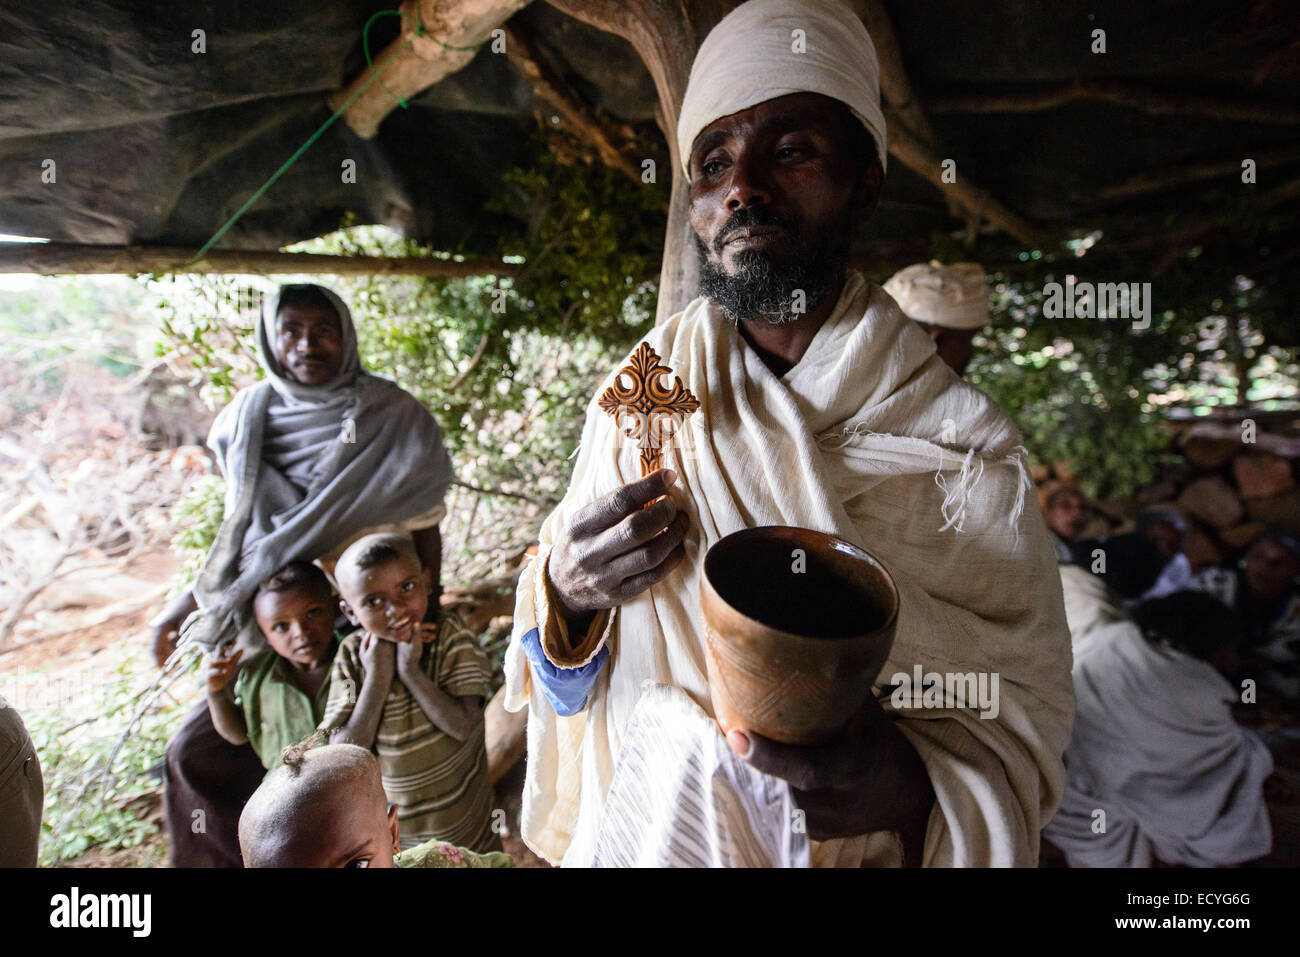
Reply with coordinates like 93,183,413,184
700,526,899,746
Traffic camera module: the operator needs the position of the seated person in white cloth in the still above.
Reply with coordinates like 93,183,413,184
1043,591,1272,867
1135,507,1196,601
504,0,1073,868
884,261,989,377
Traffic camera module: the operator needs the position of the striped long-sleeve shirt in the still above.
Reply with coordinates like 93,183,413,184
320,613,498,852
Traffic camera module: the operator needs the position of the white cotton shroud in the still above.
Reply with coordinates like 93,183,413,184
505,271,1076,867
676,0,888,176
1043,621,1273,867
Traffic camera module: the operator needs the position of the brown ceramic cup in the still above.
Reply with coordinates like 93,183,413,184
700,526,899,746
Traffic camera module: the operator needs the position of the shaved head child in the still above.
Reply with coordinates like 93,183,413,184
319,533,499,851
205,562,339,770
239,739,513,868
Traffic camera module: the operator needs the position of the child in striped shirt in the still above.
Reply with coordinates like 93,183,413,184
321,532,498,852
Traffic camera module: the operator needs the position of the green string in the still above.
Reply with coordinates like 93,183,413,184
188,8,484,266
363,8,418,110
364,6,485,111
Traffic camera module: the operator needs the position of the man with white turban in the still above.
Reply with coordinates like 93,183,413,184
504,0,1073,867
884,261,990,376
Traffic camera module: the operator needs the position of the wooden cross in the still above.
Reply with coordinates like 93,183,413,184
598,342,700,476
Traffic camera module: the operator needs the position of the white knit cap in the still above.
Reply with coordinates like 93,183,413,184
883,261,990,330
676,0,888,177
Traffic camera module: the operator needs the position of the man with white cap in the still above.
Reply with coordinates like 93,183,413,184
505,0,1072,867
884,260,990,376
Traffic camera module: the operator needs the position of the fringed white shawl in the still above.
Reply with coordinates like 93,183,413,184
505,271,1075,866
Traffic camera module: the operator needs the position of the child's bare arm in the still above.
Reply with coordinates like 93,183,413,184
396,624,477,742
207,691,249,745
204,646,248,745
329,635,395,748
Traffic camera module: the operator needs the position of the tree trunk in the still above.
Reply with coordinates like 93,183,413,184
484,686,528,783
546,0,738,324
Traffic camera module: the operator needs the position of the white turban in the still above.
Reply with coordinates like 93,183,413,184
676,0,888,177
883,260,990,331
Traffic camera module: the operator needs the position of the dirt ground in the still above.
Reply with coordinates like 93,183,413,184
2,549,176,682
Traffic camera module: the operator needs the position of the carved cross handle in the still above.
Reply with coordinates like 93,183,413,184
598,342,700,476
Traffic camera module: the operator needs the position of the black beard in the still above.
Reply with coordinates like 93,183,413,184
695,206,853,324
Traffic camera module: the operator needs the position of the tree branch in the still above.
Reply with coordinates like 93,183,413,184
327,0,533,140
450,478,557,507
1098,144,1300,202
448,333,492,391
885,116,1046,246
930,80,1300,125
502,22,644,185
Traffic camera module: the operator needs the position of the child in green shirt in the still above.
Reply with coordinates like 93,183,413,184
205,562,339,770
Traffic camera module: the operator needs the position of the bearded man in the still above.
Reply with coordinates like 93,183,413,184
504,0,1073,867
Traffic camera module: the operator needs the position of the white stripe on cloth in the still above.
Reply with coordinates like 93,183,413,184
582,682,810,868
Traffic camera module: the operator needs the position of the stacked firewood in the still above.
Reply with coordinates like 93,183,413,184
1034,419,1300,570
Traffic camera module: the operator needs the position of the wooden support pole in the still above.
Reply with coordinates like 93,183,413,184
546,0,737,325
847,0,938,147
328,0,533,140
884,117,1044,246
848,0,1039,242
484,685,529,783
1098,144,1300,202
0,243,520,277
847,0,965,223
502,23,644,184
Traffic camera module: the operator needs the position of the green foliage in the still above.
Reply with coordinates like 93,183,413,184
150,133,667,582
169,474,227,591
968,275,1169,500
26,658,189,866
970,325,1168,501
488,133,666,347
150,274,261,407
0,275,150,409
961,250,1297,500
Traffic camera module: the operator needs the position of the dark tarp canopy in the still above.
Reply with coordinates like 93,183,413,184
1,0,1297,299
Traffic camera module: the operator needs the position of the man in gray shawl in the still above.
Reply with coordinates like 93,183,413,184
153,283,453,867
